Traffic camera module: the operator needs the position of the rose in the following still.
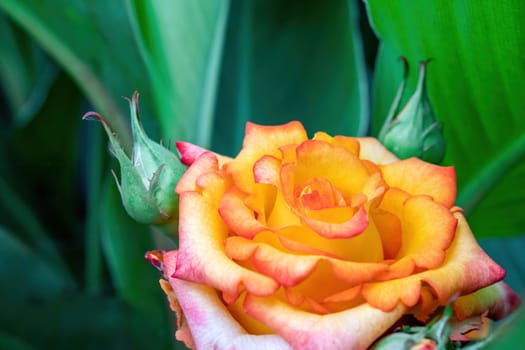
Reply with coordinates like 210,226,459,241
149,122,520,349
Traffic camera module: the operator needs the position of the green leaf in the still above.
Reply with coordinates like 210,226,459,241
212,0,369,156
0,71,85,284
0,226,73,304
0,331,37,350
127,0,230,147
0,226,172,349
99,175,169,327
0,0,153,150
480,234,525,293
0,294,173,350
0,14,57,127
365,0,525,237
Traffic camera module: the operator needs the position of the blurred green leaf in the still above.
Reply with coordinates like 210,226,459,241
212,0,369,156
0,14,57,127
0,225,73,304
127,0,230,147
0,331,37,350
1,293,172,350
0,176,73,283
480,234,525,294
100,175,170,330
365,0,525,237
0,0,153,149
0,71,86,282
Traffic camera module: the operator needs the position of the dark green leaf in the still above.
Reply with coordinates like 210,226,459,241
0,331,37,350
0,71,85,282
480,234,525,294
0,294,173,350
0,0,151,149
213,0,369,156
0,226,73,304
0,14,57,127
365,0,525,237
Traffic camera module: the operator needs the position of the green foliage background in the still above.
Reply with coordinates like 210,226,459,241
0,0,523,348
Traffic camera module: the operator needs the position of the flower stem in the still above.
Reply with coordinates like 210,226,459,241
84,123,104,294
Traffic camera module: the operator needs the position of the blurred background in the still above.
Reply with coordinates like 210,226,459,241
0,1,524,349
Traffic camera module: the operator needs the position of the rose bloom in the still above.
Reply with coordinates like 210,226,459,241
147,122,520,350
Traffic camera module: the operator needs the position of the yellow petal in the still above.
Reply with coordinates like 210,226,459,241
357,137,399,165
362,211,506,317
224,236,387,288
175,155,278,300
227,122,308,193
381,157,456,207
244,295,406,350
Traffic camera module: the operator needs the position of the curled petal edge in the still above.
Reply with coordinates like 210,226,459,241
164,251,292,350
245,295,406,350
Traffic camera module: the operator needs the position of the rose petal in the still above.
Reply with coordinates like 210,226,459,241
357,137,399,165
175,152,219,194
363,211,506,314
273,219,384,263
227,122,308,193
323,285,362,303
373,190,457,280
363,276,424,311
279,140,373,238
313,132,361,155
395,195,457,270
174,161,279,299
224,236,387,288
370,207,402,260
176,141,208,166
244,121,308,153
300,206,369,239
284,288,331,314
286,140,371,197
219,187,267,239
244,295,406,350
159,278,195,349
253,155,281,185
380,157,457,207
266,190,302,228
176,141,232,167
164,252,292,350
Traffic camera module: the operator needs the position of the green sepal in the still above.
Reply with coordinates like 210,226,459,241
372,306,455,350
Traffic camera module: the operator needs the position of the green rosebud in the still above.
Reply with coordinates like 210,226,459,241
372,306,454,350
379,59,445,164
83,91,185,228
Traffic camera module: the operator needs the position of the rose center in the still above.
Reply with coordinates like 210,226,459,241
296,177,347,210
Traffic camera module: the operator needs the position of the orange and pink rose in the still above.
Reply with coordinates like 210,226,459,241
148,122,519,349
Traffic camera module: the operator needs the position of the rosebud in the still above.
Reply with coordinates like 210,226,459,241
373,306,453,350
380,59,445,164
83,91,186,228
